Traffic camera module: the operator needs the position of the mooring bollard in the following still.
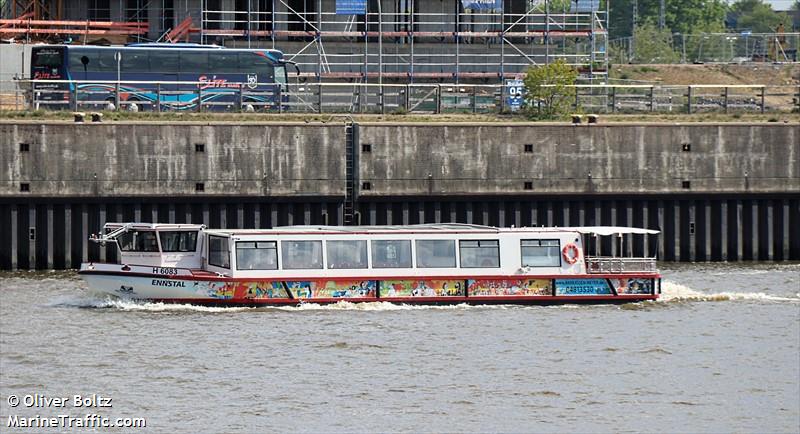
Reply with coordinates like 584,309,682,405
90,112,103,123
73,112,85,123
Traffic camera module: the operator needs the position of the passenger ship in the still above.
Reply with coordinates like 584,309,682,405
79,223,661,306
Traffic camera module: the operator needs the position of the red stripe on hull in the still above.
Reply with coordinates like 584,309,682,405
139,294,658,307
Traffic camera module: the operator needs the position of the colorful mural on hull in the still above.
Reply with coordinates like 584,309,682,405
286,280,376,299
554,279,612,295
610,278,653,295
467,279,552,296
380,280,465,297
203,281,288,300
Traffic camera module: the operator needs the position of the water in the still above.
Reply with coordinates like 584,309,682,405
1,263,798,433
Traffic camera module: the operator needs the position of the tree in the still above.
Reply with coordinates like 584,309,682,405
730,0,789,33
609,0,727,40
631,22,681,63
522,59,578,119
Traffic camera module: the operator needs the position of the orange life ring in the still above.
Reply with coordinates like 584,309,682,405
562,243,580,265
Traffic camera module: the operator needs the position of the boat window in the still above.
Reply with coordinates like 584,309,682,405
236,241,278,270
416,240,456,268
459,240,500,268
371,240,412,268
117,230,159,252
281,240,323,269
208,235,230,268
159,231,198,252
521,239,561,267
327,240,367,269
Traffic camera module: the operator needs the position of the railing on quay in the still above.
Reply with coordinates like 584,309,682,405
1,79,799,114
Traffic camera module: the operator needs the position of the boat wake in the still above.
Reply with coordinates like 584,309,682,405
46,282,799,313
659,280,800,303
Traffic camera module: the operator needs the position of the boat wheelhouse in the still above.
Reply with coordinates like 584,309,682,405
79,223,661,305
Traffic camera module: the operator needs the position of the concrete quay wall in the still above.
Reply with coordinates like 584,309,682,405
1,122,797,197
1,121,798,268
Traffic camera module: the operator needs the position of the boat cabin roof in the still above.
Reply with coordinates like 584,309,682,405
102,223,659,236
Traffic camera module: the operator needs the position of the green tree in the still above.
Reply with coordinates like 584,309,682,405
609,0,726,40
522,59,578,119
631,22,681,63
730,0,789,33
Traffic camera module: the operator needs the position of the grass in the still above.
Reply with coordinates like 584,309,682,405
0,109,797,124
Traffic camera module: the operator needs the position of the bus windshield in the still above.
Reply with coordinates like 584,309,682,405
32,47,64,68
274,65,287,85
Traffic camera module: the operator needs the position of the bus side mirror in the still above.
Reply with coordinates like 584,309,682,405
294,64,306,83
80,56,89,71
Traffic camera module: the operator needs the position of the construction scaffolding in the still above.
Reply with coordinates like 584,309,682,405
1,0,608,83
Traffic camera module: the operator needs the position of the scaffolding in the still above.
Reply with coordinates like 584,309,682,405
199,0,608,83
1,0,608,83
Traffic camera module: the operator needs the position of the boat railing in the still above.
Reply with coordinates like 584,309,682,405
584,256,657,274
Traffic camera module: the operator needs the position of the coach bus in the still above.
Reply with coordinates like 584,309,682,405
30,43,291,111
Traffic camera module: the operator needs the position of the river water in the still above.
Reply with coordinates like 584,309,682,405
1,263,798,433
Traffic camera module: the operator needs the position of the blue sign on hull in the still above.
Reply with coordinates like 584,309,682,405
555,279,612,295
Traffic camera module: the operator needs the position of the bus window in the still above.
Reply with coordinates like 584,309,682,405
149,51,179,73
327,240,367,269
416,240,456,268
121,51,150,73
208,236,230,268
208,52,240,74
371,240,411,268
118,231,160,252
238,52,272,75
159,231,198,252
459,240,500,268
69,49,117,73
179,51,209,74
274,65,287,85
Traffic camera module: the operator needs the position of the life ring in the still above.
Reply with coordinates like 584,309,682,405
562,243,580,265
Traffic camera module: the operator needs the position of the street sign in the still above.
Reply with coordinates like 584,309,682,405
506,79,524,111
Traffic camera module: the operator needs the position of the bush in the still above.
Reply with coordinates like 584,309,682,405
522,59,578,120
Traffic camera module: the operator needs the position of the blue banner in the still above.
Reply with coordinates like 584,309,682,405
336,0,367,15
461,0,503,11
555,279,611,295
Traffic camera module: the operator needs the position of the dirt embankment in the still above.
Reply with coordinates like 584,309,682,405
610,64,799,86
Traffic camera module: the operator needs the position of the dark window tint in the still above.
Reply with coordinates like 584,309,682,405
118,231,159,252
236,241,278,270
208,236,230,268
32,48,64,68
179,51,209,73
121,51,150,72
149,51,179,73
459,240,500,268
159,231,198,252
208,52,240,73
416,240,456,268
69,49,117,73
371,240,412,268
238,52,274,80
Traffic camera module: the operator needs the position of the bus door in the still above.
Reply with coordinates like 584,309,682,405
31,46,68,109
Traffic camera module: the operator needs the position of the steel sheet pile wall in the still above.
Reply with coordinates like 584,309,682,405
1,121,798,269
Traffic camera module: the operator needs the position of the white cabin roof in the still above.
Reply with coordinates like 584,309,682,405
203,224,659,236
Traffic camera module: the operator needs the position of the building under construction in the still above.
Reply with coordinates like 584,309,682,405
1,0,608,82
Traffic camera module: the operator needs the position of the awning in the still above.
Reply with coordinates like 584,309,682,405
570,226,660,235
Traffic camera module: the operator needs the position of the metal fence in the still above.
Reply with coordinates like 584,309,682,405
610,32,800,64
1,80,798,114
